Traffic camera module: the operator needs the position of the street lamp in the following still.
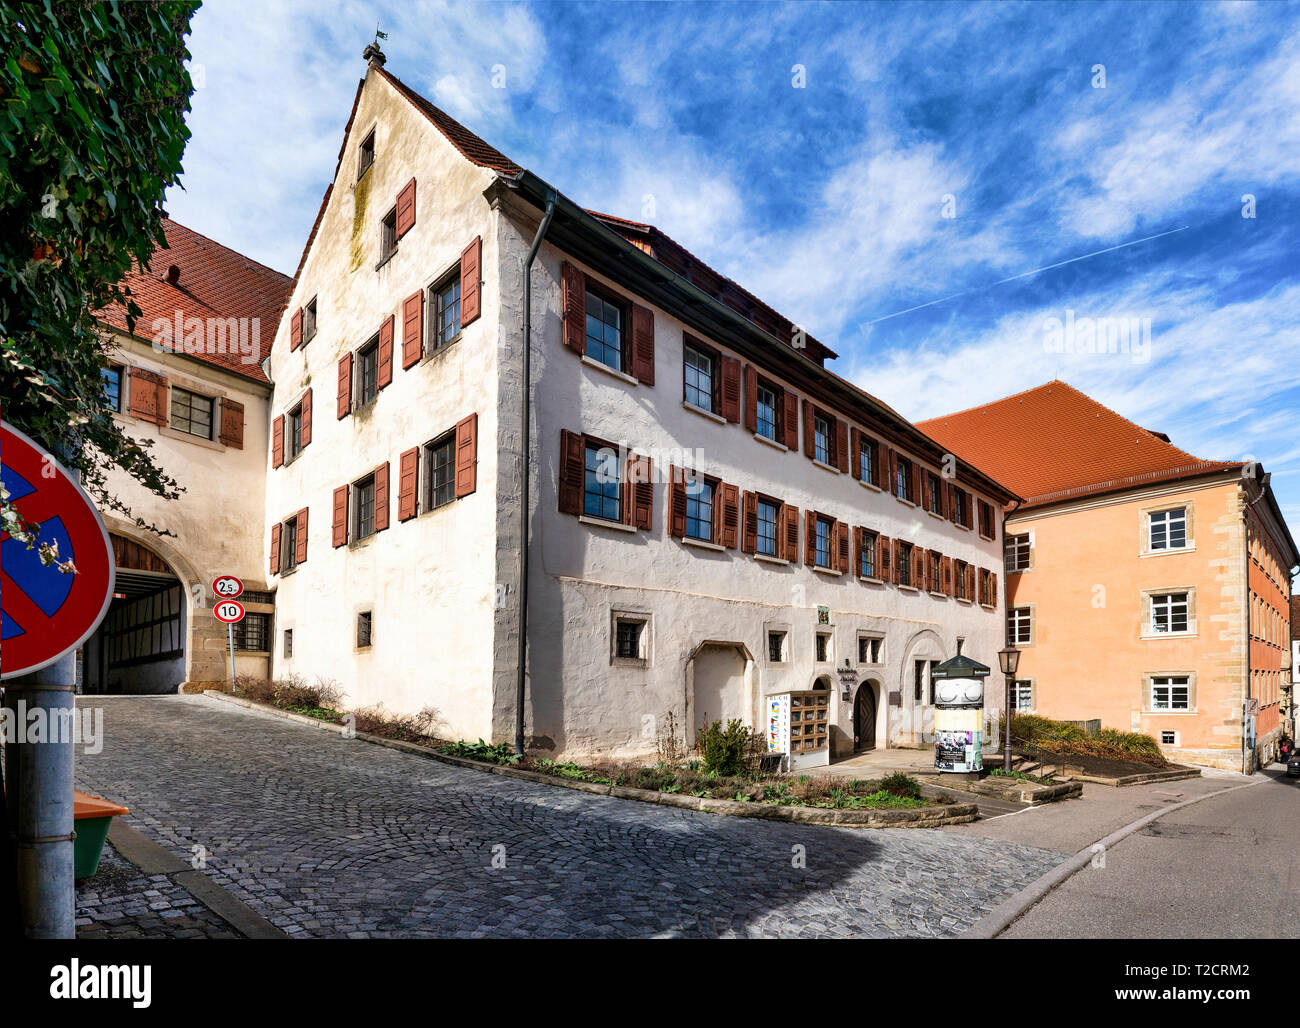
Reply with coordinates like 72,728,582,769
997,645,1021,772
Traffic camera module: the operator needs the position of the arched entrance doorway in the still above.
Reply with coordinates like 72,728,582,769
853,681,878,751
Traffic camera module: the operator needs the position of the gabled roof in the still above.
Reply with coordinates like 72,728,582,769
98,218,291,383
916,380,1244,508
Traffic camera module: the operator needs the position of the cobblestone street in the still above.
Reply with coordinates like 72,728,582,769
75,696,1065,938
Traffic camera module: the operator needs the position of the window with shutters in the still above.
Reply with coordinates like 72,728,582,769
171,387,214,440
431,270,461,349
952,489,968,526
858,635,883,664
1149,675,1191,711
1011,680,1034,711
928,551,942,593
1150,592,1191,634
357,611,373,649
1005,533,1031,572
358,129,375,179
858,437,876,484
897,542,914,587
584,284,625,372
954,559,970,600
357,336,379,406
925,472,942,515
1148,507,1188,551
683,342,716,413
859,530,878,578
756,499,778,557
583,442,622,522
379,207,398,266
280,515,299,573
102,365,123,412
286,403,304,463
685,476,715,542
354,475,376,540
895,456,915,502
302,297,317,343
756,382,779,441
283,629,293,658
979,500,996,539
424,433,456,511
1007,606,1032,645
813,414,831,465
814,516,833,568
979,569,996,606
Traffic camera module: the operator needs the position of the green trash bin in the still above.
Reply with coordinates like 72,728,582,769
73,791,129,880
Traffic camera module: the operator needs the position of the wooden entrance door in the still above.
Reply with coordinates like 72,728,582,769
854,684,876,751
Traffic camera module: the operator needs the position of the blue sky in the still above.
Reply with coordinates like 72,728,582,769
168,0,1300,546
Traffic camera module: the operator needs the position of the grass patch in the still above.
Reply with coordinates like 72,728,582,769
1010,713,1167,767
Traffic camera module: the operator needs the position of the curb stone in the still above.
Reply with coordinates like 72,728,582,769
204,691,979,828
962,777,1264,938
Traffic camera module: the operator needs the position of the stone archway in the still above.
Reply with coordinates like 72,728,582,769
895,628,946,747
853,679,881,752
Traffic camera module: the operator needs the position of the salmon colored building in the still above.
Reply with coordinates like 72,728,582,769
919,381,1298,772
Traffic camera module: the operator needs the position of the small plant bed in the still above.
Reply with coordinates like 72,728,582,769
988,767,1053,785
233,675,452,746
1008,714,1169,767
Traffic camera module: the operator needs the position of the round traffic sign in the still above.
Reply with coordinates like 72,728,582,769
214,600,245,624
212,574,243,599
1,421,115,679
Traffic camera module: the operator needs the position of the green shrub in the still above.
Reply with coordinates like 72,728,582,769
697,719,750,776
876,773,923,799
442,739,520,764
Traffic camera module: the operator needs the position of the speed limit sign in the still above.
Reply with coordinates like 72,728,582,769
212,575,243,599
214,600,246,624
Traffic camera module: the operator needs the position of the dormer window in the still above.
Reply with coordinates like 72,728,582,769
358,129,375,179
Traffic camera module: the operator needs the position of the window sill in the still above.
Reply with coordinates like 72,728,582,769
811,565,841,576
581,354,638,387
374,248,398,272
1140,545,1196,558
754,432,787,452
1007,567,1032,575
896,497,918,509
420,336,461,367
579,515,637,533
1141,631,1198,641
159,425,225,452
811,458,841,475
928,590,948,599
925,510,946,521
897,584,920,594
611,657,649,669
953,522,973,532
682,536,724,552
858,575,884,586
980,602,996,610
1141,709,1197,717
682,400,726,424
755,553,790,566
858,478,883,493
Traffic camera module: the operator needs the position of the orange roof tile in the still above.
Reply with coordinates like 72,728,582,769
916,380,1243,508
98,218,291,383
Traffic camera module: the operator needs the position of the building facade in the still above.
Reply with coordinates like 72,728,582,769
262,58,1016,760
919,382,1298,772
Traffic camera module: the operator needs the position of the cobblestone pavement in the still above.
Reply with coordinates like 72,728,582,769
75,696,1065,938
75,843,241,939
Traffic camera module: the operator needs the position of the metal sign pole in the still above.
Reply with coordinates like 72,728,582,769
228,620,236,693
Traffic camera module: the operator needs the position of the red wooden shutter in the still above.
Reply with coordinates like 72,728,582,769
875,439,887,487
835,419,849,473
942,555,953,596
295,508,309,564
877,534,891,582
128,368,166,424
989,571,998,607
741,491,758,554
626,453,653,530
802,400,815,459
631,305,655,384
561,262,585,354
290,308,303,351
269,523,281,575
558,430,585,515
454,413,478,497
669,465,687,538
337,353,352,418
220,399,245,449
374,462,390,531
743,365,758,433
853,526,863,575
965,490,975,528
888,448,898,496
395,177,416,239
271,414,284,468
718,482,740,548
804,510,817,566
719,355,741,423
300,388,312,448
377,315,394,389
460,236,482,327
402,290,424,368
782,504,799,562
398,446,419,521
332,486,349,547
938,476,949,519
835,521,850,572
913,546,926,588
910,461,921,505
892,539,903,584
783,390,799,451
850,427,862,480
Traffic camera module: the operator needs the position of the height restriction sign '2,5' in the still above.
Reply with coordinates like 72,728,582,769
1,420,115,679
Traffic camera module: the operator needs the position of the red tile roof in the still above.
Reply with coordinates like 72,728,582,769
98,218,291,383
916,380,1244,508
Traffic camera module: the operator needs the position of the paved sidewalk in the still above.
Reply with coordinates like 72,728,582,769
76,695,1066,938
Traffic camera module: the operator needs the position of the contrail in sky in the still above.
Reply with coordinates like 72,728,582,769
866,224,1193,326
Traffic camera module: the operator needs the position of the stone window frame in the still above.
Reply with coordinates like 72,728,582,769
1142,670,1197,714
1006,603,1036,647
355,609,374,651
1010,677,1035,712
1139,500,1195,557
814,630,833,665
764,620,791,667
856,631,884,666
610,608,653,668
1005,530,1033,573
1140,585,1198,639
